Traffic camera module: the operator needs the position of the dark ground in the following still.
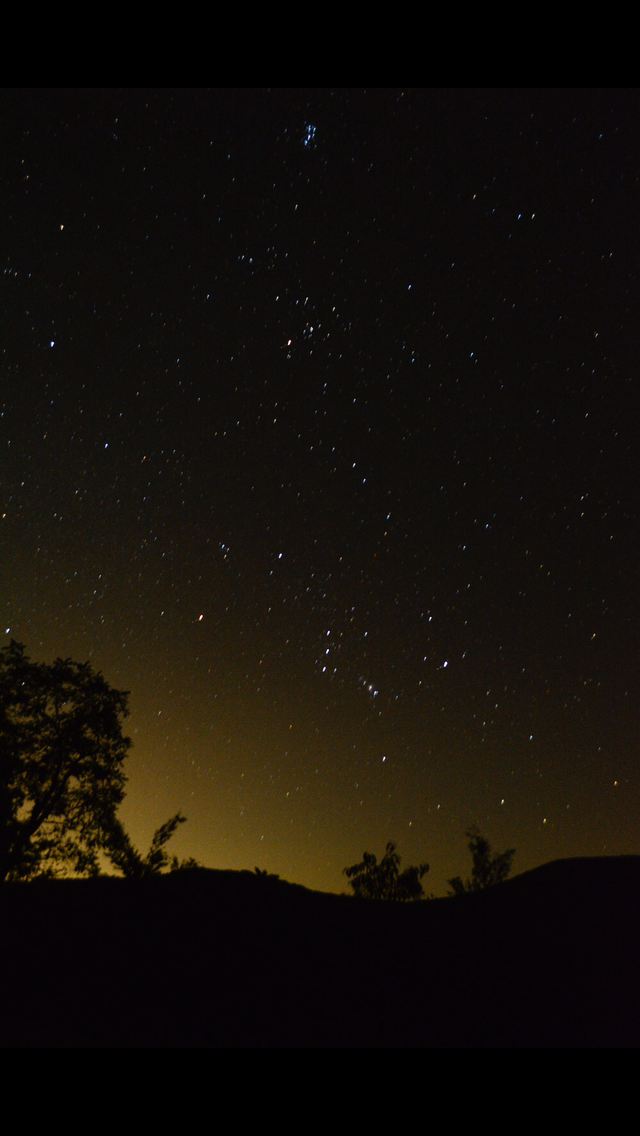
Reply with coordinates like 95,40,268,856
1,856,638,1047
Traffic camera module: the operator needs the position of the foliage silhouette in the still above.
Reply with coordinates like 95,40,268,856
344,841,429,901
448,826,515,895
0,641,190,882
104,812,198,878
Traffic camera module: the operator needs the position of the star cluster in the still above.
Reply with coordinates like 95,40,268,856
2,89,637,894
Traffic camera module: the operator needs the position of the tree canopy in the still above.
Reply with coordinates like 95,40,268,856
448,826,515,896
344,841,429,901
0,640,188,882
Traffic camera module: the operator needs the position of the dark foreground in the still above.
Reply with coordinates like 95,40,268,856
1,856,638,1047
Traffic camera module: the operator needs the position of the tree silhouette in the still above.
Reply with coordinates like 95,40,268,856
448,826,515,895
344,841,429,901
0,641,189,882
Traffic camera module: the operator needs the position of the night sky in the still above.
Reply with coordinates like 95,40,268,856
2,88,638,896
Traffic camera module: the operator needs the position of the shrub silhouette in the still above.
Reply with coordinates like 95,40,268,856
104,812,198,878
344,841,429,901
448,826,515,895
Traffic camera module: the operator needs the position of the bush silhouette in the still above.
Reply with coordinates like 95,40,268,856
104,812,198,878
448,826,515,895
344,841,429,901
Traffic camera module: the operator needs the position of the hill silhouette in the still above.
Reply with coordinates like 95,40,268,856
1,856,638,1047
